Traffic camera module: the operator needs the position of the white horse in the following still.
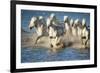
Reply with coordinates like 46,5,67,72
69,18,74,35
29,16,47,44
48,25,64,50
64,16,71,35
48,26,57,47
81,18,90,48
74,19,82,37
47,14,65,49
71,19,78,36
70,18,74,27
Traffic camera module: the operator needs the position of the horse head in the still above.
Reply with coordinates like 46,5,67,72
29,16,37,30
82,18,86,27
70,18,74,26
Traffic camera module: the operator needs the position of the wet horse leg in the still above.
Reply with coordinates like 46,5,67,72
35,35,43,44
85,38,89,48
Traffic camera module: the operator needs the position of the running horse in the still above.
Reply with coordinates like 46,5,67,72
29,16,47,44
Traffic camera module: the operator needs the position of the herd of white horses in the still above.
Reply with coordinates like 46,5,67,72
28,13,90,50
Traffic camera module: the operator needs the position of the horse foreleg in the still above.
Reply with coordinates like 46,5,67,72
85,38,89,48
81,38,84,45
35,36,43,44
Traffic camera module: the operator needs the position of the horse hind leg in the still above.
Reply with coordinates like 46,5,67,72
81,38,86,48
85,39,89,48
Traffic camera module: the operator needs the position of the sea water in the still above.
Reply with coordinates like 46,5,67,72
21,47,90,63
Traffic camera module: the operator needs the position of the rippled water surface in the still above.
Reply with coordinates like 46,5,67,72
21,47,90,63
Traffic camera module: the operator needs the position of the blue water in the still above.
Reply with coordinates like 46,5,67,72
21,48,90,63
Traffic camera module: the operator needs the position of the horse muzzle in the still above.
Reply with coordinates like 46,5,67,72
29,27,33,30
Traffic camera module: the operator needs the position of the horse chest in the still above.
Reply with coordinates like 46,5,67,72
77,27,82,36
36,26,43,36
65,23,70,30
